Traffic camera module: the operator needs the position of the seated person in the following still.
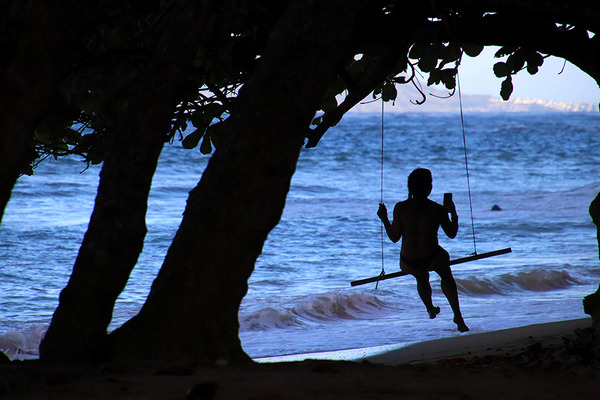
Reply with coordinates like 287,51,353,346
377,168,468,332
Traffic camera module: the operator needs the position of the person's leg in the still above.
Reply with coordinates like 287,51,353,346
413,270,440,319
432,250,469,332
401,258,440,318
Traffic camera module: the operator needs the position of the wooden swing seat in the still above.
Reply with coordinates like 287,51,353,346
350,247,511,287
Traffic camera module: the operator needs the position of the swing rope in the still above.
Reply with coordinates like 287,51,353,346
380,99,385,211
457,71,478,255
376,98,386,289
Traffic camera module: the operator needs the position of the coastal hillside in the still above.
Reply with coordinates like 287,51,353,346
350,85,598,113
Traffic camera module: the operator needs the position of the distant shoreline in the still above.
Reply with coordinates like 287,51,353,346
348,87,599,113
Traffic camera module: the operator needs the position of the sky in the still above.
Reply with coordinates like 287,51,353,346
457,46,600,104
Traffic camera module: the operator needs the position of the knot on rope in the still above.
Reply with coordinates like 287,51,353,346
375,267,386,290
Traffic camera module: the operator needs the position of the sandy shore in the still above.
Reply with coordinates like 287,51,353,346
2,318,599,399
365,318,593,365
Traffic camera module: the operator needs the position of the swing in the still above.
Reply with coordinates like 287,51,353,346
351,73,511,288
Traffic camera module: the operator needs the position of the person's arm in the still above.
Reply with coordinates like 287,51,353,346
440,202,458,239
377,203,402,243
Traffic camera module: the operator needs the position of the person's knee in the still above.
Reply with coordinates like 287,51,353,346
412,271,429,282
432,248,451,276
438,248,450,263
434,264,453,281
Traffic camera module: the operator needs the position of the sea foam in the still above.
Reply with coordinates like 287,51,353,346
0,324,46,360
240,291,387,331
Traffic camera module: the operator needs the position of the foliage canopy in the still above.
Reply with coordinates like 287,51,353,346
27,0,600,167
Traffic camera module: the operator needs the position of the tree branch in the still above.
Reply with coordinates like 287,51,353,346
305,46,408,148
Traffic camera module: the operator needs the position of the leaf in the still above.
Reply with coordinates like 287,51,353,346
200,132,212,154
192,57,203,68
21,165,34,176
528,51,544,67
462,43,484,57
494,46,517,58
34,129,52,145
440,68,457,89
427,70,442,86
207,122,224,148
312,116,322,126
381,81,397,102
191,102,225,128
54,142,69,152
418,54,437,73
506,52,525,73
500,76,513,101
526,63,540,75
526,51,544,75
182,128,203,149
440,44,461,67
408,44,425,60
64,128,82,142
493,62,509,78
200,132,213,155
373,83,383,98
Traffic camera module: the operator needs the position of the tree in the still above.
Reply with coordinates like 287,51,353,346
1,0,597,363
39,0,221,363
584,193,600,350
0,0,101,223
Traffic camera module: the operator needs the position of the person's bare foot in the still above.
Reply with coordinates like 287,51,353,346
427,306,440,319
454,317,469,332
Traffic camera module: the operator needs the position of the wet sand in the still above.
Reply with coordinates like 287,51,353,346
2,318,598,399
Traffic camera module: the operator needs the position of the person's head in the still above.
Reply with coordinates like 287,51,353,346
408,168,432,199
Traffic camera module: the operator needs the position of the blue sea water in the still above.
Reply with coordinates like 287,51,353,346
1,112,599,359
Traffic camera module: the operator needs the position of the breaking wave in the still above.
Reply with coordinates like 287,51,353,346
456,269,581,295
0,324,47,360
239,291,388,331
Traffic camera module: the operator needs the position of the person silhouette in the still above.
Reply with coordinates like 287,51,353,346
377,168,469,332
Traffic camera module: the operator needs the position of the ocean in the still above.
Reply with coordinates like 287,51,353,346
1,112,599,360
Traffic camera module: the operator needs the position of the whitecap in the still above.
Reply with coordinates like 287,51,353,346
239,291,388,332
456,269,580,295
0,324,47,360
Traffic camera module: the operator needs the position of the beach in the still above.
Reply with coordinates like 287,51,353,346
4,113,599,360
3,113,600,361
2,317,598,399
2,113,599,397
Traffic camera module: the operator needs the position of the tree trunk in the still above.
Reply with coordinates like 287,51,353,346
0,0,95,223
584,193,600,354
40,0,213,363
108,0,371,363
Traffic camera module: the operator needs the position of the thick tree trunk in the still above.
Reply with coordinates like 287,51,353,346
108,0,371,363
40,0,213,363
0,1,95,223
584,192,600,354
